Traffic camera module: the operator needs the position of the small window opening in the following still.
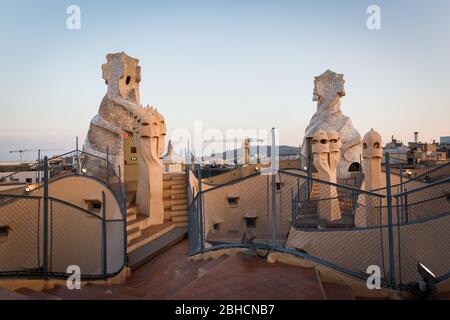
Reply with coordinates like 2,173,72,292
348,162,360,172
276,182,283,191
245,217,257,228
86,200,102,212
126,76,131,85
0,226,10,237
227,196,239,207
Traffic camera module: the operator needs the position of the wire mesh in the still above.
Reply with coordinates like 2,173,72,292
0,151,127,280
190,169,388,282
395,178,450,285
201,174,274,248
49,198,103,276
0,195,41,275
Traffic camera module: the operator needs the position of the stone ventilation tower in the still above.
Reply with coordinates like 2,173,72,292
242,138,250,165
302,70,362,179
359,128,382,227
362,129,382,191
83,52,141,178
311,129,342,222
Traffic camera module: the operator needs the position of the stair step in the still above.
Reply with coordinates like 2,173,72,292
126,213,137,222
163,173,185,180
126,215,147,231
128,227,187,271
170,210,188,217
163,202,172,209
164,211,173,219
174,222,188,228
43,285,133,300
127,206,138,216
144,256,212,299
171,184,186,190
171,193,187,200
170,189,187,195
83,284,143,299
170,199,188,205
127,227,142,242
128,222,176,253
172,216,188,223
0,288,31,300
197,254,230,278
15,287,62,300
322,283,355,300
172,204,188,211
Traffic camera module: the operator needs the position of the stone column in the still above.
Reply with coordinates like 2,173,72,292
327,130,342,221
311,130,341,222
242,138,250,165
362,128,382,226
134,106,166,225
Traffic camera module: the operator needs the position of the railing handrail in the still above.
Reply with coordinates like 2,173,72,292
372,161,450,193
279,170,385,198
0,150,80,182
394,176,450,197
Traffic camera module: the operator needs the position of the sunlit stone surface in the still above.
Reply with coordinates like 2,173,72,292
301,70,362,179
83,52,141,178
133,106,166,223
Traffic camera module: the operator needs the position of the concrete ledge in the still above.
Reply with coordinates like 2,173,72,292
267,252,399,299
0,267,130,292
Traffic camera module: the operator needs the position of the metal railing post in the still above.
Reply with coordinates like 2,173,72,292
76,136,80,175
385,152,396,288
38,149,41,185
404,193,409,224
106,147,110,185
271,171,276,248
101,191,108,280
43,156,49,280
196,164,204,252
307,156,312,200
271,128,277,248
291,188,294,224
118,165,127,266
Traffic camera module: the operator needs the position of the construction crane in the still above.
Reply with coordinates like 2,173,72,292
9,149,64,161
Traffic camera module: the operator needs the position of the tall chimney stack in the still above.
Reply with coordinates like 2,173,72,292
414,132,419,143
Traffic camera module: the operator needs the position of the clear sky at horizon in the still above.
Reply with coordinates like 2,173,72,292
1,0,449,161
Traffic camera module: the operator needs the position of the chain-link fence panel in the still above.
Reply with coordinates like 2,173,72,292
201,174,274,248
49,198,103,277
280,171,387,281
281,171,384,230
0,195,41,275
106,219,126,276
396,178,450,285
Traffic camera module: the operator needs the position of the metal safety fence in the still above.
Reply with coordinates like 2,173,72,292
394,177,450,286
188,155,450,289
0,153,127,280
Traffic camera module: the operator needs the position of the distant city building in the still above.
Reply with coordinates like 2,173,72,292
440,136,450,144
382,134,450,167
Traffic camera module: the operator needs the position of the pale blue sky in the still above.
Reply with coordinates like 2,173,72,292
1,0,449,160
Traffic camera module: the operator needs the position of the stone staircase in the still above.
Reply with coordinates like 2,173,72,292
0,240,358,300
295,174,356,229
163,173,189,227
125,172,189,269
